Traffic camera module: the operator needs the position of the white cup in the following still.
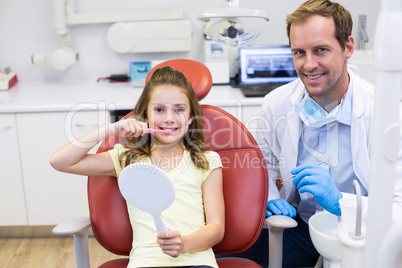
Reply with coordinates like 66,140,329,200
339,196,367,233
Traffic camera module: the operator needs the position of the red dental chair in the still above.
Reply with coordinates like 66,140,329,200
53,59,269,268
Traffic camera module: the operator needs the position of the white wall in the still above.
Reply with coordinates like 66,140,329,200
0,0,380,82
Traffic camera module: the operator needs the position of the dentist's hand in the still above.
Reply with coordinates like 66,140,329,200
291,164,342,215
266,198,297,217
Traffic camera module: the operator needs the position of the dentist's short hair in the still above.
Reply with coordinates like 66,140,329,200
286,0,353,51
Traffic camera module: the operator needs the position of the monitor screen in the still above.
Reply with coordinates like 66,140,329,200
239,45,298,84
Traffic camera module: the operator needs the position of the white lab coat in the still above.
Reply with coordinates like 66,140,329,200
257,70,402,222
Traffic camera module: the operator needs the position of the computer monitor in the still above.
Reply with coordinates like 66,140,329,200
239,45,298,85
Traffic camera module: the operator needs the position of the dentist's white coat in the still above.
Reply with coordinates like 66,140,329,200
256,70,402,222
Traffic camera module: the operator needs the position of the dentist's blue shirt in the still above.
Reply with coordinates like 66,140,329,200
296,79,368,223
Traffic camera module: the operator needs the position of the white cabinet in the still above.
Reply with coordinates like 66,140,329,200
15,109,109,225
0,114,28,226
217,104,261,138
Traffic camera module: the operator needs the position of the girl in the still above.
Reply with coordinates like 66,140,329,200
50,66,225,268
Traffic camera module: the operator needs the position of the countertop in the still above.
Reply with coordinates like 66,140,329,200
0,81,264,114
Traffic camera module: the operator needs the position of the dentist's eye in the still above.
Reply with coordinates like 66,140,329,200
293,50,305,56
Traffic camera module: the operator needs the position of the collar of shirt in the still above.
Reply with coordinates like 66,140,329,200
337,74,353,126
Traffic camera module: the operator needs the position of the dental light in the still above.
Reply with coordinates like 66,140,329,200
32,0,191,70
198,0,269,47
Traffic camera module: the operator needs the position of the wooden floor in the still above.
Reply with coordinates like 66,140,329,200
0,237,125,268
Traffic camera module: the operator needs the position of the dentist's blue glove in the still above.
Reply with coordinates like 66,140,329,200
266,198,297,217
291,164,342,216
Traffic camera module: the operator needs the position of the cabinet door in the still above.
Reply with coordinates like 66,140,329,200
0,114,28,225
16,109,109,225
242,105,263,139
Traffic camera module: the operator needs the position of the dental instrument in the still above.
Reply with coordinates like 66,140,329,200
279,158,332,185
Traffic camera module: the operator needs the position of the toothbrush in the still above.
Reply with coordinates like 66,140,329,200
121,128,172,134
146,128,172,134
278,158,332,185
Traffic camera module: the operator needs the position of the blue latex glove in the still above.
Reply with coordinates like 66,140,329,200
291,164,342,215
266,198,297,217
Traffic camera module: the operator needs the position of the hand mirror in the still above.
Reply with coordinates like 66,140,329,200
118,163,175,233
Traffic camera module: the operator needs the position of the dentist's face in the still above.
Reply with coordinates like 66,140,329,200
290,15,354,109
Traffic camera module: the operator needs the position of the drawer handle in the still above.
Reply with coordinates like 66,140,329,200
75,123,105,128
0,126,12,130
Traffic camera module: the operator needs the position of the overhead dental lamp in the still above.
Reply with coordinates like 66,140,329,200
198,0,269,47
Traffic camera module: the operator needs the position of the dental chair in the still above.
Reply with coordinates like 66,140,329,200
53,59,295,268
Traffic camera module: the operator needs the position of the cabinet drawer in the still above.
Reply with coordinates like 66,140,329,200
64,107,109,154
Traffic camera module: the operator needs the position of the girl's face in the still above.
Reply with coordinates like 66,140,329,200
146,85,192,147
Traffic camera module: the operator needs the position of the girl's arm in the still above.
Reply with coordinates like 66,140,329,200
157,167,225,257
49,118,148,177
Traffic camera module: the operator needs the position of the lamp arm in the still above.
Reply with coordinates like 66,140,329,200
52,0,184,36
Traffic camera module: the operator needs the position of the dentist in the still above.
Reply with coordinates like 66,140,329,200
222,0,402,267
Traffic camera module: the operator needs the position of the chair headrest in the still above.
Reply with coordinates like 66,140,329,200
145,59,213,101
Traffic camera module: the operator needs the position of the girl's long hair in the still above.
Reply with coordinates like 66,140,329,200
120,66,209,170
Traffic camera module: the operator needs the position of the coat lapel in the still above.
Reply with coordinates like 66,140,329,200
279,83,304,199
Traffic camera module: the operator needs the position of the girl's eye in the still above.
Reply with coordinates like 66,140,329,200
175,108,184,113
154,107,164,112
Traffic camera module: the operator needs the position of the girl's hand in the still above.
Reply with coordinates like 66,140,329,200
156,230,183,257
111,118,148,138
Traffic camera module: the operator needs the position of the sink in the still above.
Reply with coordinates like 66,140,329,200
309,212,342,265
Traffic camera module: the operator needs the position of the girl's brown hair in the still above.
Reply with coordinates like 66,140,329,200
120,66,209,170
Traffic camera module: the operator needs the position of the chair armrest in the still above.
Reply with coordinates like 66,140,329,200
53,217,91,268
265,216,298,268
53,217,91,236
265,215,297,234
